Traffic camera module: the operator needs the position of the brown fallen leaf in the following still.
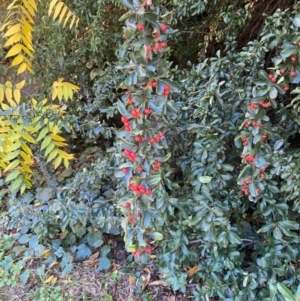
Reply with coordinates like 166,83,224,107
142,268,151,290
186,265,201,277
128,275,135,285
168,295,176,301
148,280,168,287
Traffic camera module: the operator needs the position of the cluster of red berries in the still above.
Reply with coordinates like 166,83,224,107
128,183,151,195
251,121,262,127
134,136,144,143
127,97,133,105
259,101,271,108
268,73,277,83
241,154,256,163
152,161,161,172
248,103,259,110
291,56,297,63
149,132,164,144
147,81,157,88
121,116,131,131
124,149,137,162
241,187,249,195
144,108,152,115
240,136,248,146
132,246,152,256
132,108,141,118
128,211,141,224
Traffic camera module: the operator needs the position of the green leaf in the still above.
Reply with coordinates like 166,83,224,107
3,150,20,162
117,100,131,118
87,232,103,248
293,15,300,27
120,0,133,9
76,244,92,260
20,269,30,285
5,169,21,183
199,176,212,183
41,135,52,151
97,256,111,271
277,283,296,301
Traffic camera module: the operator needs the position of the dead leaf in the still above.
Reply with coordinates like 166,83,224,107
89,252,99,261
150,255,156,259
128,275,135,285
142,268,151,290
44,275,54,284
50,276,57,285
148,280,168,287
186,265,201,277
40,249,51,258
49,260,59,269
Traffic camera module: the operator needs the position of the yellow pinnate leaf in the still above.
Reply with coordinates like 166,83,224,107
21,45,33,57
52,125,61,135
20,6,34,24
12,54,24,66
17,63,27,75
7,141,21,152
57,86,63,101
4,33,22,47
20,161,32,173
48,0,59,16
22,0,35,17
51,87,57,100
21,34,34,51
20,151,34,164
8,99,17,108
5,170,22,183
53,2,64,20
3,150,20,162
58,6,68,23
40,249,51,258
20,184,26,194
6,43,23,58
45,143,55,157
3,24,21,38
57,149,74,160
63,11,72,27
47,148,58,162
27,0,37,11
16,80,26,90
51,277,57,285
31,98,37,106
5,81,12,88
5,87,12,102
7,0,19,9
13,89,21,104
11,176,23,191
4,160,20,172
69,15,76,29
8,131,22,140
50,134,66,142
24,125,36,133
21,17,33,33
41,135,52,151
0,127,10,133
37,127,49,142
63,82,80,91
63,158,70,169
21,142,33,155
54,155,62,169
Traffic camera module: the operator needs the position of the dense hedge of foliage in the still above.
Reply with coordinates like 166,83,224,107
2,0,300,300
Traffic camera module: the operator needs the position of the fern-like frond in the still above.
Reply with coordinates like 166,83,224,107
48,0,79,29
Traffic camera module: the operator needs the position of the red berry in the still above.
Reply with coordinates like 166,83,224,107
122,168,128,174
268,74,273,79
161,41,167,48
124,202,130,208
151,81,157,88
127,97,133,105
129,218,135,224
135,136,142,143
160,24,167,32
284,86,289,91
137,166,143,172
132,108,140,118
290,71,297,77
137,24,145,31
291,56,297,63
271,77,276,83
144,108,152,115
154,44,161,52
122,34,126,39
121,116,128,123
145,247,152,253
146,45,152,52
145,189,151,195
149,138,156,144
145,55,150,60
280,69,285,74
153,29,160,36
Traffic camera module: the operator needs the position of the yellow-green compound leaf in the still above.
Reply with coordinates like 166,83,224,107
7,141,21,152
63,158,69,169
44,142,55,157
21,142,33,156
57,149,74,160
36,127,49,142
46,148,58,163
4,159,20,172
23,132,36,144
48,0,59,16
3,24,21,38
5,87,13,101
3,33,22,47
13,88,21,104
50,133,66,142
54,155,62,169
3,150,20,162
6,43,23,58
12,54,24,66
11,176,23,191
20,151,34,164
53,2,64,20
41,135,52,151
0,86,4,103
15,80,26,90
5,169,21,183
